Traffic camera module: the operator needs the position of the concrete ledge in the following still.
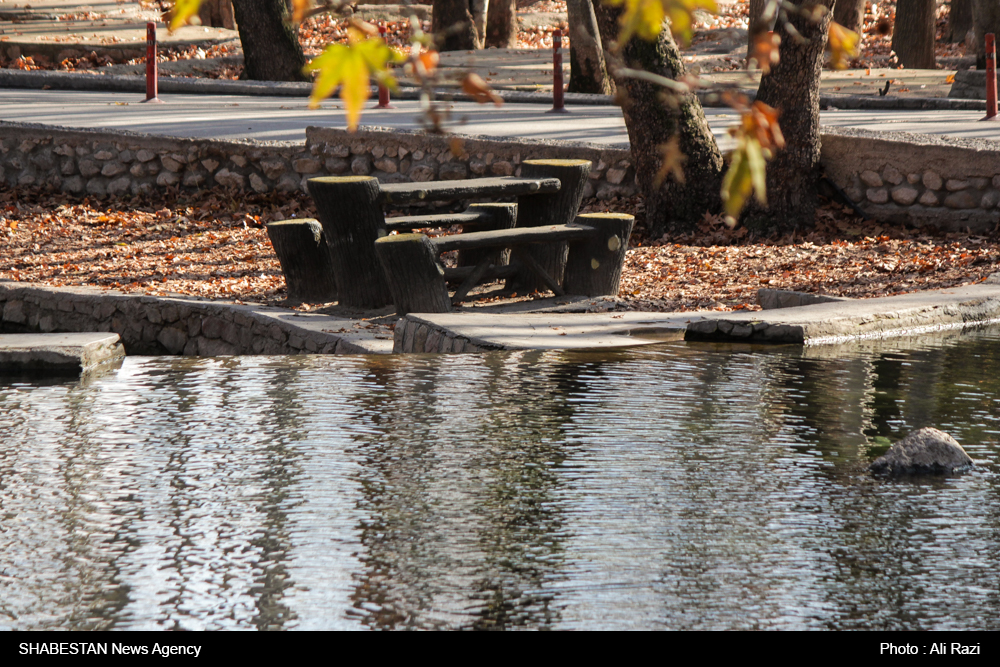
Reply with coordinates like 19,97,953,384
394,283,1000,352
0,332,124,375
0,282,394,355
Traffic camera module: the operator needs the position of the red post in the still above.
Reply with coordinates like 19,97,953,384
985,33,997,120
143,22,162,103
548,29,567,113
375,23,394,109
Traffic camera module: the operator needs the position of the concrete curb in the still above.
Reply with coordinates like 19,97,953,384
0,69,615,106
0,68,987,110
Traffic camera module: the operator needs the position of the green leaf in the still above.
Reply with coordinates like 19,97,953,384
721,143,753,220
304,32,404,132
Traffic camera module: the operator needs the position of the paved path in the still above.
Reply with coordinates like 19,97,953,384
3,87,1000,147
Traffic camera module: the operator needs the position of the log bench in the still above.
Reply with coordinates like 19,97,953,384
374,212,635,314
296,158,593,309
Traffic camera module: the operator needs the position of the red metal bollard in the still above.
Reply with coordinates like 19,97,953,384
143,22,163,103
548,29,568,114
375,23,395,109
984,33,997,121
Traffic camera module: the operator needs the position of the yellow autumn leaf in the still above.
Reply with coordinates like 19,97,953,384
291,0,310,24
462,73,503,105
721,101,784,221
168,0,202,32
604,0,718,47
303,28,404,131
827,21,860,70
749,31,780,74
721,140,754,222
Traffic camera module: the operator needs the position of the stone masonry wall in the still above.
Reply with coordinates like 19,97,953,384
0,282,371,356
0,122,637,200
392,316,496,354
820,127,1000,232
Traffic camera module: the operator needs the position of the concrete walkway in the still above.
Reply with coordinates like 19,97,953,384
2,84,1000,147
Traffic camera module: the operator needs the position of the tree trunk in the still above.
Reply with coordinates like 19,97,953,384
892,0,936,69
972,0,1000,67
232,0,307,81
595,5,725,236
471,0,489,48
486,0,519,48
566,0,612,94
433,0,479,51
833,0,866,33
199,0,237,29
949,0,974,42
746,0,833,232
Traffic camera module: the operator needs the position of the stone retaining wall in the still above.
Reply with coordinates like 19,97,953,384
393,316,495,353
4,119,999,239
947,69,998,100
0,282,376,356
820,127,1000,232
0,121,636,200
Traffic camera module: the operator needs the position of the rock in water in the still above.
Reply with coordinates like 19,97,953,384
870,427,974,475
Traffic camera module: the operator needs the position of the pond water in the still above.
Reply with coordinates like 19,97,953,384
1,328,999,630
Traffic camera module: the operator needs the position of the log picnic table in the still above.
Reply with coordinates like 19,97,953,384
265,158,632,312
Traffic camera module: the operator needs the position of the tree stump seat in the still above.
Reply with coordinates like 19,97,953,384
302,159,594,310
374,213,635,315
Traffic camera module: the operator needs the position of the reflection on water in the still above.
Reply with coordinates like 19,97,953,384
1,328,999,630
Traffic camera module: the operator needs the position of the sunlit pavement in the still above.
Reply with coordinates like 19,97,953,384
2,87,999,148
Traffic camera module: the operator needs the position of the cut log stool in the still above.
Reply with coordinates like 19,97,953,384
509,158,592,293
265,218,339,303
375,212,634,314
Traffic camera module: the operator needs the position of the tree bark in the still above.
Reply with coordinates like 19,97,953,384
892,0,936,69
199,0,237,29
595,5,725,236
471,0,489,48
972,0,1000,67
566,0,612,94
486,0,519,48
232,0,307,81
746,0,833,232
833,0,866,33
949,0,974,43
433,0,479,51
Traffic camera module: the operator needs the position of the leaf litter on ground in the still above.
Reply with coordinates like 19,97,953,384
1,186,997,315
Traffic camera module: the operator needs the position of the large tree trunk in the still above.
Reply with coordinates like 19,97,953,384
892,0,936,68
486,0,518,47
833,0,866,33
972,0,1000,68
595,7,724,235
948,0,974,42
232,0,307,81
746,0,833,232
433,0,479,51
199,0,237,29
566,0,612,94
